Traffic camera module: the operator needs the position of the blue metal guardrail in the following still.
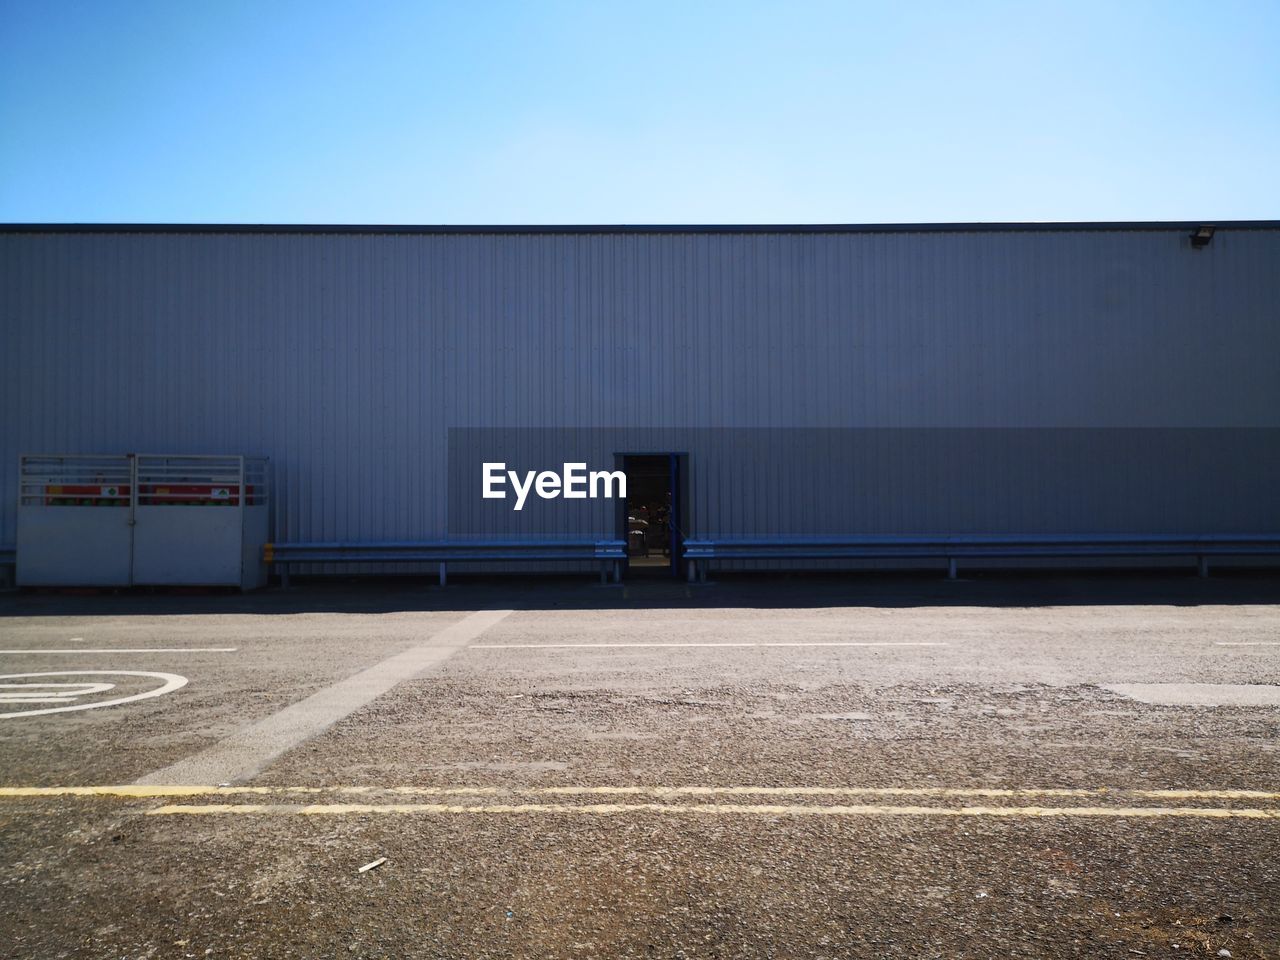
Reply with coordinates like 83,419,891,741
264,539,627,587
681,534,1280,582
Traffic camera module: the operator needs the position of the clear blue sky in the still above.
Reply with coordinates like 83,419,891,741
2,1,1277,224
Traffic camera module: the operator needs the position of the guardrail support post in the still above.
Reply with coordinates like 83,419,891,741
1197,556,1209,578
599,563,607,585
947,557,957,580
439,562,447,587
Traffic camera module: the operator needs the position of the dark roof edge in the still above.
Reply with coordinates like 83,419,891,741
1,220,1278,236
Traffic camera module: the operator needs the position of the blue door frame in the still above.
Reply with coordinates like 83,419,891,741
615,452,687,579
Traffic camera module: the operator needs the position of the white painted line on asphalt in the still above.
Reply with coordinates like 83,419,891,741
1105,683,1280,706
0,682,115,704
470,642,949,649
144,802,1280,820
0,648,238,654
0,672,188,719
134,609,514,786
1214,642,1280,646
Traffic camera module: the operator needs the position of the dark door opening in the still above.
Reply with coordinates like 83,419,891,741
616,453,686,579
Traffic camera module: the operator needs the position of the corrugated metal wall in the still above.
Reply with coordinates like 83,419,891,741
2,226,1278,553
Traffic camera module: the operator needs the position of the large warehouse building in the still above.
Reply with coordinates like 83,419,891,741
2,221,1278,584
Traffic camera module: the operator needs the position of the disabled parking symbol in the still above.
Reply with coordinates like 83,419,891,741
0,671,188,719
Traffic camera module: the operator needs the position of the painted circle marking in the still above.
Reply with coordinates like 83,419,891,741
0,681,116,704
0,671,188,719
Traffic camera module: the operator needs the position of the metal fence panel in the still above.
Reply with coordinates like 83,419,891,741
15,453,270,587
16,455,133,585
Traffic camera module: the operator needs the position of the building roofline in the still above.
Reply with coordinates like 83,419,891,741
1,220,1278,236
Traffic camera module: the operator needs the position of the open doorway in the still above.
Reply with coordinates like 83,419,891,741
616,453,686,579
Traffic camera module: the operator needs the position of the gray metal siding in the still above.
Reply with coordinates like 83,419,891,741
2,227,1278,551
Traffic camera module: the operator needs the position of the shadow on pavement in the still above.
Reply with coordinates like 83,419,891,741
2,567,1279,617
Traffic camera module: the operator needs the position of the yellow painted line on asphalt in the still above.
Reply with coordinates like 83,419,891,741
470,642,949,649
0,785,504,798
145,802,1280,819
0,785,322,798
533,786,1280,801
1140,789,1280,800
3,785,1279,800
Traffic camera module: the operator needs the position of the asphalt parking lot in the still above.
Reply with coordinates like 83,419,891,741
1,573,1278,959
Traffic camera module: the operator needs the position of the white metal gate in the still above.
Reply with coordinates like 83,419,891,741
17,455,134,585
17,454,270,588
